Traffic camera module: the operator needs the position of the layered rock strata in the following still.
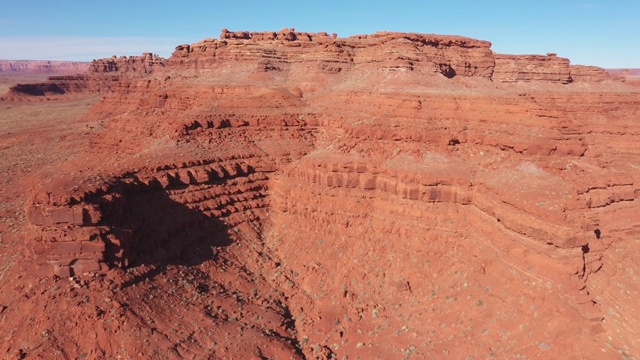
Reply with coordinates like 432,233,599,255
7,29,640,358
4,29,621,101
493,53,572,83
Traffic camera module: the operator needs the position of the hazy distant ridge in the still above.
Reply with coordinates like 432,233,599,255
0,60,89,74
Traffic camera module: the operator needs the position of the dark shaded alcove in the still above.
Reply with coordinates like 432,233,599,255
94,180,236,277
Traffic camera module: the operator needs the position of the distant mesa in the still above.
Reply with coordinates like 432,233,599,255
0,60,89,75
606,68,640,84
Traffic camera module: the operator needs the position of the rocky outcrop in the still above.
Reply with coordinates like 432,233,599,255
0,60,89,74
493,53,572,83
570,65,619,82
1,75,93,99
7,82,67,96
89,53,166,75
171,29,495,78
220,27,337,41
25,157,269,277
1,53,166,99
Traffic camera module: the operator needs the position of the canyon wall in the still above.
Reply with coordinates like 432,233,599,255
493,53,572,83
4,30,639,359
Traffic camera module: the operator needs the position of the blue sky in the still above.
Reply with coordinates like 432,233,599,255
0,0,638,67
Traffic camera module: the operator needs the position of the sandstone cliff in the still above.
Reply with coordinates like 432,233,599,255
170,28,495,78
571,65,622,82
89,53,166,74
4,29,621,101
1,29,638,359
493,53,572,83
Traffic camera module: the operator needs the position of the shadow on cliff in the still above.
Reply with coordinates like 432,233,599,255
100,183,234,288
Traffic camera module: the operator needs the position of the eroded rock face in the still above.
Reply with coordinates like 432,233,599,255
89,53,166,74
493,53,572,83
571,65,622,82
172,29,496,78
4,30,640,359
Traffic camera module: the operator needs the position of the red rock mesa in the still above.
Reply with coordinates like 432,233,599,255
1,28,639,359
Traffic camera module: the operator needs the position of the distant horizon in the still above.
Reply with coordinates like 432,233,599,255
1,0,639,68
